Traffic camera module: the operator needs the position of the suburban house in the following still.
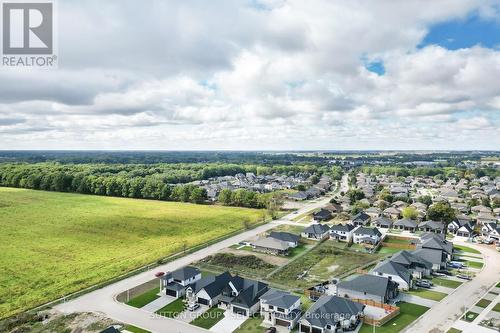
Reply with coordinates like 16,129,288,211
448,219,472,234
160,266,202,298
351,211,371,226
456,224,474,238
194,272,269,316
336,274,399,304
373,217,393,229
477,212,498,225
418,220,445,234
229,277,269,316
371,260,413,290
418,233,453,260
330,224,355,243
352,226,382,246
393,218,418,232
482,223,500,241
390,250,432,278
302,224,331,240
298,296,365,333
252,237,292,256
313,208,333,222
269,231,300,248
260,289,301,331
288,192,309,201
383,207,401,219
365,207,381,219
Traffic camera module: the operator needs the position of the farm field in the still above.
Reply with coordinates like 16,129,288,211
0,187,264,319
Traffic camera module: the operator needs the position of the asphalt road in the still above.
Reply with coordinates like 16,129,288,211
55,191,337,333
403,241,500,333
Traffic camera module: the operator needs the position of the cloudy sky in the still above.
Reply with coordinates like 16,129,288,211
1,0,499,150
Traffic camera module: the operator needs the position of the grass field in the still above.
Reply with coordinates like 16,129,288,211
155,298,186,318
359,302,429,333
190,307,225,329
407,289,447,301
0,187,264,319
126,287,160,308
454,245,481,254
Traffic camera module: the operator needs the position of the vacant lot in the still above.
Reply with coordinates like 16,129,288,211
0,187,263,318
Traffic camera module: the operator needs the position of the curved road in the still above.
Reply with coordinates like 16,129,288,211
55,189,338,333
403,241,500,333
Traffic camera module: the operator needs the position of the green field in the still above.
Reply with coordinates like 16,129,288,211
406,289,447,301
0,187,263,319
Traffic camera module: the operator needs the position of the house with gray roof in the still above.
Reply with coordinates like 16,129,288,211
373,217,393,229
371,260,413,290
302,224,330,240
330,224,355,243
298,295,365,332
390,250,432,278
351,211,371,226
336,274,399,304
230,277,269,316
352,226,382,246
393,218,418,232
160,266,202,298
260,289,301,330
418,220,445,234
251,237,292,256
269,231,300,247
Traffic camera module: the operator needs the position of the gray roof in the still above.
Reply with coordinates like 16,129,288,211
198,271,232,298
330,224,355,232
302,296,364,328
412,248,445,266
394,218,418,228
418,220,445,230
390,250,432,270
303,224,330,235
352,211,370,222
252,237,290,251
260,289,300,309
171,266,200,281
269,231,300,243
418,234,453,255
353,226,382,237
231,278,268,308
372,260,411,284
374,217,393,227
337,274,398,298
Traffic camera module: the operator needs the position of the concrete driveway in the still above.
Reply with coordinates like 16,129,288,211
209,309,248,333
141,294,176,313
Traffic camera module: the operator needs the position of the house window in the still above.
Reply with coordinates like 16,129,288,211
277,307,285,313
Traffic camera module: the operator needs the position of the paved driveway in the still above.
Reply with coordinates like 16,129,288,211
141,294,176,313
209,309,247,333
399,293,438,308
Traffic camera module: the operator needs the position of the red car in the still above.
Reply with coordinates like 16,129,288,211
155,271,165,277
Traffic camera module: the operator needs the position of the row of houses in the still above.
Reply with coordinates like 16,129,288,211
161,266,366,332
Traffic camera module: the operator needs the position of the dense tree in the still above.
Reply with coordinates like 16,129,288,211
427,202,456,224
417,195,433,207
401,207,418,220
346,189,365,203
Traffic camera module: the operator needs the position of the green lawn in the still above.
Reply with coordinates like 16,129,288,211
462,311,479,322
126,287,160,308
454,245,481,254
288,244,309,258
383,236,412,244
123,325,151,333
492,303,500,312
359,302,429,333
465,261,484,269
476,298,492,308
233,315,264,333
446,328,462,333
406,289,447,301
190,307,225,329
377,246,402,254
0,187,263,319
155,298,186,318
431,277,463,289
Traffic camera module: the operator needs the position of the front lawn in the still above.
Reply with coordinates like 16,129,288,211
377,246,402,254
446,329,462,333
123,325,151,333
492,303,500,312
454,245,481,254
155,298,186,318
233,315,264,333
190,307,225,329
359,302,429,333
384,236,412,245
407,289,447,301
288,244,309,258
430,277,463,289
465,261,484,269
476,298,492,308
462,311,479,322
126,287,160,308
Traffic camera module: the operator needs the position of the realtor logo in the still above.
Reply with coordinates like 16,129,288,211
1,1,57,67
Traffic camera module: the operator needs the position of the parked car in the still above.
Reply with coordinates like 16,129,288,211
432,272,446,277
457,274,472,280
265,328,277,333
154,271,165,277
187,303,200,311
415,280,433,288
448,261,466,269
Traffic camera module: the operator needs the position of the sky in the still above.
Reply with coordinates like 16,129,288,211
0,0,499,150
